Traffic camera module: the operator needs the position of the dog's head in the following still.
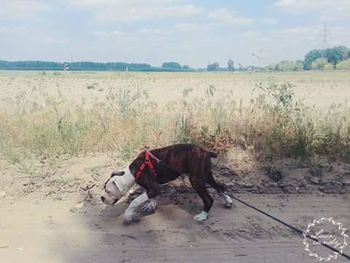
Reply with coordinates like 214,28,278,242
101,168,135,205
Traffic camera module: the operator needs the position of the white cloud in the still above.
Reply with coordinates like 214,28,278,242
140,28,163,35
173,23,210,32
261,17,278,25
69,0,202,22
208,8,253,26
236,24,350,66
0,0,50,20
0,26,27,35
240,31,266,39
4,26,70,45
0,1,349,67
0,27,10,34
274,0,350,20
90,30,123,36
88,29,141,45
90,31,107,36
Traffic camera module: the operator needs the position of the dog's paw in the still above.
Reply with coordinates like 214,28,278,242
123,213,140,225
193,211,208,222
142,200,156,214
224,201,232,208
222,193,233,208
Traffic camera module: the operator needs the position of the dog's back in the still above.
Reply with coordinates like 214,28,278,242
151,143,216,172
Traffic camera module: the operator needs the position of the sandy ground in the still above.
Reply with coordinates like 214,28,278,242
0,192,349,263
1,155,349,263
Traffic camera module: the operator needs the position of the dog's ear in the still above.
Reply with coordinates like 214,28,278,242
111,171,125,177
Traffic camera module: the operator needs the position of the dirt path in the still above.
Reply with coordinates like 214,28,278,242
1,154,349,262
1,192,349,263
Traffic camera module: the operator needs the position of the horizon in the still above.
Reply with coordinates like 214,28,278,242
1,0,350,68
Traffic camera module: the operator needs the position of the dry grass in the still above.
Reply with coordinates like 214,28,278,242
0,71,349,169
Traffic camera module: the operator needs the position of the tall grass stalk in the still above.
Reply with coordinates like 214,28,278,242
1,80,349,165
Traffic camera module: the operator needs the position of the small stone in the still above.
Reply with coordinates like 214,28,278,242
70,202,84,213
342,178,350,185
75,202,84,209
0,244,9,249
309,176,320,184
319,182,345,194
0,191,6,199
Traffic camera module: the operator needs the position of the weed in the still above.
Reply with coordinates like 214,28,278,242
1,74,350,169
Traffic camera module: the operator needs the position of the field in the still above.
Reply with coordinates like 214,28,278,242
0,71,350,262
1,70,350,162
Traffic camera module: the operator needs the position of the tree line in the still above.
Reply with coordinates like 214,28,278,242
1,46,349,72
0,61,194,72
265,46,350,71
207,46,350,72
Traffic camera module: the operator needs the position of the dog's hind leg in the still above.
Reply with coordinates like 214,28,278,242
207,172,232,208
189,176,213,222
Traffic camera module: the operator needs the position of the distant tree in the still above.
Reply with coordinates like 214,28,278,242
326,46,349,68
0,60,154,71
304,46,350,70
266,63,277,71
266,60,303,72
161,62,182,70
323,63,334,70
227,59,234,71
294,60,304,71
336,59,350,70
310,58,328,70
237,63,244,71
182,65,190,70
207,62,220,71
276,60,296,71
304,49,323,70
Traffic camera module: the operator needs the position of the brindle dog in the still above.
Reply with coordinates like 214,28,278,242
101,144,232,224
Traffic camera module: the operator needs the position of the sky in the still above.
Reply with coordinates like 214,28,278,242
0,0,349,67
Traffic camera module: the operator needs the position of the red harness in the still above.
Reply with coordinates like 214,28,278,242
134,151,160,182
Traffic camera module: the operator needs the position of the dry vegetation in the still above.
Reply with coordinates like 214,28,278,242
0,71,349,172
1,71,349,263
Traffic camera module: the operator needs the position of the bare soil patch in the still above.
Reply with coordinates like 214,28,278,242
1,154,349,262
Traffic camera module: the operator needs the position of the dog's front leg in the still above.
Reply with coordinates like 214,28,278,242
123,192,149,224
141,184,159,214
142,198,157,214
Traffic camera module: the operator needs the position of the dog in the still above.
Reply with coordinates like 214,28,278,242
101,144,232,224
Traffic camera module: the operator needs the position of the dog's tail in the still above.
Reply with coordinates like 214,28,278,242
207,151,218,158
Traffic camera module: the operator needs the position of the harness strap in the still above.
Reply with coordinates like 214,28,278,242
134,151,158,182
